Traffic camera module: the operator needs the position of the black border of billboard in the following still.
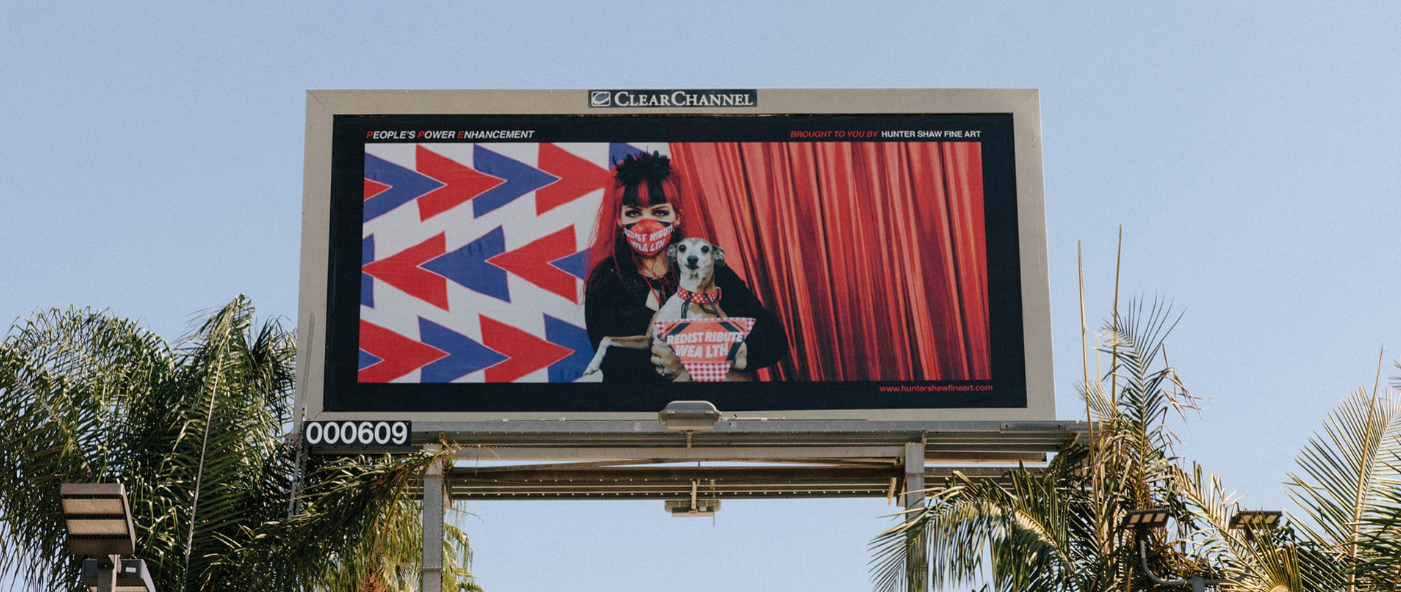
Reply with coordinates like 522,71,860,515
323,113,1025,413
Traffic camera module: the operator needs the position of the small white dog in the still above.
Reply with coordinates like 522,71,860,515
584,237,749,381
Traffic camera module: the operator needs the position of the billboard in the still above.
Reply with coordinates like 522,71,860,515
296,89,1053,422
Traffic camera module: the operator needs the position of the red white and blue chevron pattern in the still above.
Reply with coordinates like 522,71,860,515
357,142,658,383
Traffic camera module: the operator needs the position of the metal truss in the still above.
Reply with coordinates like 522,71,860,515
399,419,1089,501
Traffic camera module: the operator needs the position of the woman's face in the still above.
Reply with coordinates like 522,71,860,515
618,203,677,227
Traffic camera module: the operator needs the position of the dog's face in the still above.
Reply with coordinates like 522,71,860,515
667,238,725,279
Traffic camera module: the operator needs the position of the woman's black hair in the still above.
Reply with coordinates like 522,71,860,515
614,151,673,207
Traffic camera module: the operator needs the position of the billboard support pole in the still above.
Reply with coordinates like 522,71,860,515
422,445,445,592
903,441,927,591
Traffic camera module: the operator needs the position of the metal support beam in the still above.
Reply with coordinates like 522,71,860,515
454,445,907,463
422,446,444,592
904,441,927,592
450,464,900,499
902,442,926,508
442,462,1038,500
96,555,117,592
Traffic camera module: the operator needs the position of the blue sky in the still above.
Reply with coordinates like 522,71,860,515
3,3,1399,591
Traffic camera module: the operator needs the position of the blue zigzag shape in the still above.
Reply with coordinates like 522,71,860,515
544,315,594,383
364,154,445,222
471,146,558,218
358,349,383,371
417,317,507,383
421,226,511,302
550,249,590,281
362,235,375,308
609,143,645,168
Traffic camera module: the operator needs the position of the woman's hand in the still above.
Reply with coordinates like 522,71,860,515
731,342,748,371
650,340,685,380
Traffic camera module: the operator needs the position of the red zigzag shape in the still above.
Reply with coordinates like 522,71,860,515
416,145,504,221
361,233,450,311
535,143,610,215
480,316,571,383
358,320,448,383
487,227,581,304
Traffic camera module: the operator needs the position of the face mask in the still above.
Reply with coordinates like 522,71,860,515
623,218,674,257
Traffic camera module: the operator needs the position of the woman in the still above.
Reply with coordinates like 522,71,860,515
584,151,787,382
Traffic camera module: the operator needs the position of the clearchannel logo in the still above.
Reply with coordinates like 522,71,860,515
588,89,758,108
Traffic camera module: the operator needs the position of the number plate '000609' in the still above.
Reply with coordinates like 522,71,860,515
302,421,411,448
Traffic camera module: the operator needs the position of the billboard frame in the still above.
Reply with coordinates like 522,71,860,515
295,88,1054,427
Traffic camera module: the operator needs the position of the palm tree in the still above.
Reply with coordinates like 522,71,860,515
870,300,1219,591
871,302,1401,592
0,298,479,591
1164,357,1401,592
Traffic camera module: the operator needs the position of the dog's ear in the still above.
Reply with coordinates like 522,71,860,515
713,246,726,267
666,243,678,265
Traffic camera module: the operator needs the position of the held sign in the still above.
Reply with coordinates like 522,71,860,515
653,317,755,382
303,420,411,447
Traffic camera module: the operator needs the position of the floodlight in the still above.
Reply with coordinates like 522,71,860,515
1229,510,1282,530
658,401,722,431
81,558,155,592
665,499,720,517
61,483,136,556
1122,507,1229,591
1118,508,1170,531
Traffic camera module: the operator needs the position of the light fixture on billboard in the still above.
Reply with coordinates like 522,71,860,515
658,401,722,431
61,483,156,592
665,499,720,517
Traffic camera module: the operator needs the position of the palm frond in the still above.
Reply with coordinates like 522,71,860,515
1285,380,1401,590
209,445,461,591
1099,299,1188,456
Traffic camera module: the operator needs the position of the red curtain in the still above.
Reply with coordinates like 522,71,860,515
671,142,990,382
